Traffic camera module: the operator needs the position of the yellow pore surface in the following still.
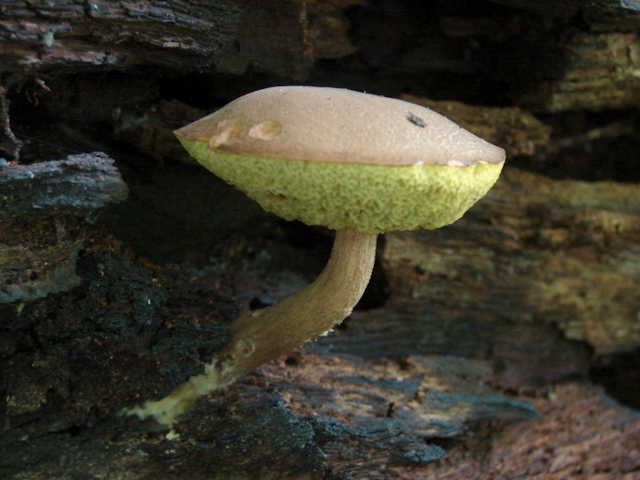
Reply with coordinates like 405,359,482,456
180,138,504,234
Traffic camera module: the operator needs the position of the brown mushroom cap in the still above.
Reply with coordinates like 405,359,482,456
175,86,505,167
175,86,506,233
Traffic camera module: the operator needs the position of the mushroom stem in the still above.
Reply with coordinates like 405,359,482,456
125,228,377,426
224,227,377,380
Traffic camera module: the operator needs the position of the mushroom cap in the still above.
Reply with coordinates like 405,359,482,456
175,86,506,233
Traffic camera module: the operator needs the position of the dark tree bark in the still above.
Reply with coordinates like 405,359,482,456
0,152,128,302
0,0,313,79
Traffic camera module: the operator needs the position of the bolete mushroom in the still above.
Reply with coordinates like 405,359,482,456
127,86,505,425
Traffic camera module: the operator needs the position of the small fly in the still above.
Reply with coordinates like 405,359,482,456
407,112,427,128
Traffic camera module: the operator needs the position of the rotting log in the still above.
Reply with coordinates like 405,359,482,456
0,246,232,429
0,0,313,80
375,166,640,355
392,382,640,480
516,31,640,111
1,344,540,480
318,298,591,391
8,0,640,117
0,152,128,302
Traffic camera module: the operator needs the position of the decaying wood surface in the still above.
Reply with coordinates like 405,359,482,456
378,167,640,355
319,297,591,391
0,0,313,79
517,31,640,111
0,152,128,302
395,382,640,480
1,343,541,480
3,341,638,479
141,352,539,480
5,0,640,113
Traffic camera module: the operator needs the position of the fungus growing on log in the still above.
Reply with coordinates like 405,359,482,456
127,86,505,426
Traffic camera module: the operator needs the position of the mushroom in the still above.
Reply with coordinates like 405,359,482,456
127,86,505,425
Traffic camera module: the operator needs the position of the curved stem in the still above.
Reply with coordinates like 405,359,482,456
125,228,378,426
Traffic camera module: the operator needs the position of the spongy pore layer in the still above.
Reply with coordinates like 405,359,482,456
178,138,504,233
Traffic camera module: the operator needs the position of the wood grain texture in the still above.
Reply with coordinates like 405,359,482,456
0,152,128,302
0,0,312,78
378,167,640,355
